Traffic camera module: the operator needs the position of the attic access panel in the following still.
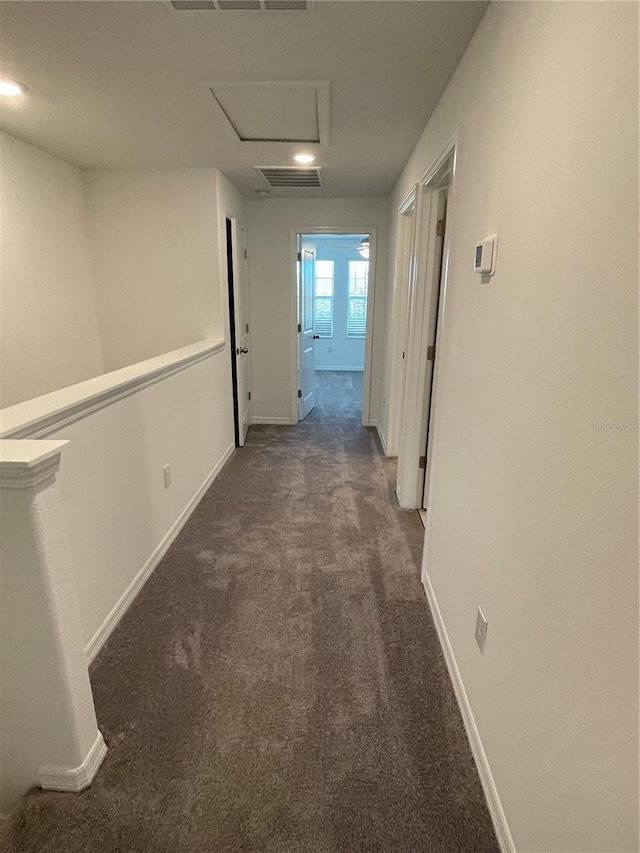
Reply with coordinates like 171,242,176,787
209,81,330,145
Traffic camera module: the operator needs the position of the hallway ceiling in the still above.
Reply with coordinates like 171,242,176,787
0,1,487,197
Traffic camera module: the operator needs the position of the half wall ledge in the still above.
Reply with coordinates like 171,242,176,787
0,339,226,440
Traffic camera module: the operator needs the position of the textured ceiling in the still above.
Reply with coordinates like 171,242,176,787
0,0,488,197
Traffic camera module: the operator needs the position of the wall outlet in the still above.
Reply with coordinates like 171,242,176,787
328,346,333,353
163,464,171,489
475,605,488,653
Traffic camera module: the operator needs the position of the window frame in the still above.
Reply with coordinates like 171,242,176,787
313,259,335,338
347,260,369,338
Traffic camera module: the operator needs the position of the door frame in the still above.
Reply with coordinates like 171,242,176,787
225,216,252,446
420,134,458,512
289,226,378,426
385,185,419,457
395,132,458,509
225,218,240,447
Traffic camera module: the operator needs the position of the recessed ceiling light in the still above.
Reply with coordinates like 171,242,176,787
0,80,27,97
294,153,315,165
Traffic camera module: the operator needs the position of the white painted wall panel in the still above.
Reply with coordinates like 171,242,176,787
83,169,225,371
0,133,105,407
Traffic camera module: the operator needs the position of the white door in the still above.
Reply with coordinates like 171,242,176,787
298,240,316,420
230,221,252,445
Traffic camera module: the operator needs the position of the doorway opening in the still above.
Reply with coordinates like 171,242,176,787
293,229,377,425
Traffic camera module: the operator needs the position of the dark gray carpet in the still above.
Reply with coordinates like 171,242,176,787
3,371,498,852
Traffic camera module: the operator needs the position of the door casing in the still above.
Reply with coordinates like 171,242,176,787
394,133,458,509
396,186,448,508
385,187,418,457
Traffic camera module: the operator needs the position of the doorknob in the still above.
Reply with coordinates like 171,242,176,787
312,334,320,340
237,347,249,354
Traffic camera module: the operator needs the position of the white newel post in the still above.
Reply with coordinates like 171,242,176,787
0,440,106,815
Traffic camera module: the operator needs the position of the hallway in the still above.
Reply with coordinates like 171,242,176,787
4,373,497,852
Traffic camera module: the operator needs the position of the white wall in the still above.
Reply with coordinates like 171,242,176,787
47,346,235,654
385,3,638,851
0,133,105,408
83,168,229,371
246,198,389,422
305,235,367,371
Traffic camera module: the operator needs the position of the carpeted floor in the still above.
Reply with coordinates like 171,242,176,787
4,371,498,852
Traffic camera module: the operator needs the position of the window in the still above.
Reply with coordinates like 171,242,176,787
347,260,369,337
314,260,334,337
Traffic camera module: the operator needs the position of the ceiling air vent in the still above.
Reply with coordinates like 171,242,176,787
264,0,308,8
170,0,309,9
217,0,261,9
256,167,324,188
171,0,216,8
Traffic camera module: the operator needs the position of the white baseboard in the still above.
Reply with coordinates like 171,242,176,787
84,442,235,664
370,419,388,454
422,572,516,853
315,366,364,372
251,416,295,425
40,731,107,793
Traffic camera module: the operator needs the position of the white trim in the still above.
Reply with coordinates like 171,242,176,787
40,731,107,793
385,185,419,457
0,439,67,489
369,419,387,454
84,442,235,664
361,228,378,428
251,416,295,425
395,132,459,509
398,184,418,215
421,129,462,516
419,133,458,188
422,572,516,853
396,184,448,508
0,340,225,440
